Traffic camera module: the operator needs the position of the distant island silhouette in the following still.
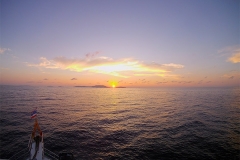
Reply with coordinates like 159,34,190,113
75,85,126,88
92,85,108,88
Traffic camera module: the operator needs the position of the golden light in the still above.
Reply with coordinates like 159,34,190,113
110,81,117,88
84,62,140,77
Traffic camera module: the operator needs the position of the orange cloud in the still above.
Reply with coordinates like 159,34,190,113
219,45,240,63
228,53,240,63
27,56,184,78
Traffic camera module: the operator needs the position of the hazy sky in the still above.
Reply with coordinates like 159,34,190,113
1,0,239,87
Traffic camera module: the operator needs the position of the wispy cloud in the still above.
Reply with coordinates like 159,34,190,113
218,45,240,63
0,47,11,54
228,53,240,63
0,67,9,70
28,57,59,69
27,56,184,78
85,51,100,59
229,76,234,79
222,70,240,79
71,78,77,80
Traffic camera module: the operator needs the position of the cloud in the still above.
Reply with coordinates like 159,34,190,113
228,53,240,63
27,57,58,69
0,48,11,54
219,45,240,63
218,45,239,54
229,76,234,79
222,70,240,79
85,51,100,59
0,67,9,70
71,78,77,80
28,56,184,78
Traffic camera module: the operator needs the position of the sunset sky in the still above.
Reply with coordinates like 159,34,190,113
1,0,239,87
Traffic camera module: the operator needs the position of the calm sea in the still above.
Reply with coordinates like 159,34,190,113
0,85,239,159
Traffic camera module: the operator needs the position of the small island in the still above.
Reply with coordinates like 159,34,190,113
92,85,109,88
74,86,89,87
74,85,126,88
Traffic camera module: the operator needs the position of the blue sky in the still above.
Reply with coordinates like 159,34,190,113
0,0,239,87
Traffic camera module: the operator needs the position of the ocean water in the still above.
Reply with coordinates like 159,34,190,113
0,85,239,159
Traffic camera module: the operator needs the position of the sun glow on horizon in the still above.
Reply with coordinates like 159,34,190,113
110,81,117,88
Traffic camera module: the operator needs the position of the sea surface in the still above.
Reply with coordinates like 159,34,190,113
0,85,239,159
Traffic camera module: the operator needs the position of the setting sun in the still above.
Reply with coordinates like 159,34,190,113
112,84,116,88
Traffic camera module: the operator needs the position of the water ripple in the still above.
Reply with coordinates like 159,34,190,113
0,86,239,159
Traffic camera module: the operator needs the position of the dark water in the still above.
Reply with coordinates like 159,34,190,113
0,85,239,159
